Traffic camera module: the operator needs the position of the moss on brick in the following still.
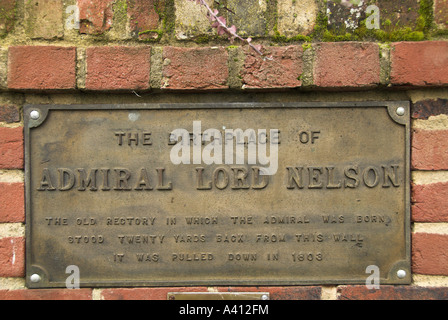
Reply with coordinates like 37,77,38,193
0,2,16,37
139,29,163,42
308,0,439,43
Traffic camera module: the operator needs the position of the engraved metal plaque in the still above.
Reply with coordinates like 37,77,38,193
25,102,411,288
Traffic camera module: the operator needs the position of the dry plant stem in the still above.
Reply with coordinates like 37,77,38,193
194,0,265,57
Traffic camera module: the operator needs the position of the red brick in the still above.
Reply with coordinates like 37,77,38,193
313,42,380,88
0,237,24,277
222,286,321,300
242,46,303,89
86,46,151,91
127,0,164,39
435,0,448,27
162,47,229,90
8,46,76,90
25,0,63,39
0,289,92,300
412,129,448,170
338,285,448,300
0,127,23,169
412,99,448,119
0,0,16,37
0,105,20,123
101,287,209,300
412,182,448,222
391,41,448,86
79,0,114,34
0,183,24,223
412,233,448,275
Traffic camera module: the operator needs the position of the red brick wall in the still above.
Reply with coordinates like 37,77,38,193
0,0,447,300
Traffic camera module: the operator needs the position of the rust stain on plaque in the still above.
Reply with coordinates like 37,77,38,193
24,102,411,288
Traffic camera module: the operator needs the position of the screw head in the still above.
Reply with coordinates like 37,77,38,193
397,269,407,279
396,107,405,116
261,294,269,300
30,110,40,120
30,274,41,283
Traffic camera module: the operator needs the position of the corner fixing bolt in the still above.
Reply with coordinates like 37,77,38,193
30,274,41,283
396,107,405,116
397,269,407,279
30,110,40,120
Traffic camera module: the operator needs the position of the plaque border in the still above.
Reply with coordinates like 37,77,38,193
24,101,411,288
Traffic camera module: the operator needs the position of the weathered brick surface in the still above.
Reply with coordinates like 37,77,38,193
412,129,448,170
435,0,448,27
391,41,448,86
0,289,92,300
0,237,25,277
0,48,7,89
8,46,76,90
227,0,267,37
86,46,151,90
162,47,228,90
127,0,164,39
338,285,448,300
79,0,115,34
0,105,20,123
101,286,321,300
412,182,448,222
0,127,23,169
375,0,420,30
277,0,318,36
314,42,380,88
25,0,63,39
326,0,368,32
222,286,321,300
242,46,302,89
0,182,24,223
412,233,448,275
174,0,213,40
101,287,209,300
0,0,16,37
412,99,448,119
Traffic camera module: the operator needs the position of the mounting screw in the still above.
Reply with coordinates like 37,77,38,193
30,274,41,283
30,110,40,120
397,269,407,279
261,294,269,300
396,107,405,116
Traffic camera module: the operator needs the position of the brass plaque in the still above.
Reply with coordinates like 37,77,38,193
24,102,411,288
167,292,270,300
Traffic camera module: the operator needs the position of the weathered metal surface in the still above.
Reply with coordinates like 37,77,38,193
24,102,411,288
167,292,270,300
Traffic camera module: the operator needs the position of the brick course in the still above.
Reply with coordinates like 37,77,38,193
0,289,92,300
85,46,151,90
313,42,380,88
242,46,303,89
338,285,448,300
0,127,23,169
391,41,448,86
0,182,24,223
412,129,448,170
412,233,448,275
8,46,76,90
0,237,25,277
162,47,229,90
